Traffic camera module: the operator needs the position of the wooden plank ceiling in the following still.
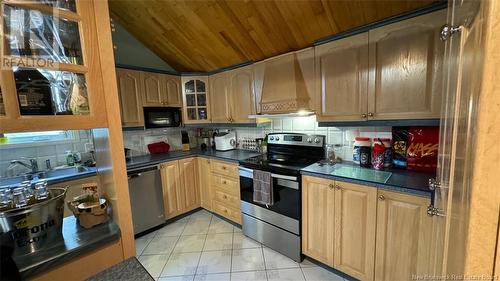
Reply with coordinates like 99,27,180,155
109,0,438,72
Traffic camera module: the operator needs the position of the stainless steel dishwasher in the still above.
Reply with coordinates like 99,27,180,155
128,165,165,234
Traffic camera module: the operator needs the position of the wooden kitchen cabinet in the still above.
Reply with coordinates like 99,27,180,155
227,65,255,123
302,176,335,266
374,190,434,281
160,158,200,219
141,72,182,107
210,159,241,224
367,10,445,120
116,68,144,127
181,76,211,124
160,160,183,219
164,75,182,107
142,72,164,106
198,157,213,211
209,72,231,123
333,181,377,281
315,33,369,122
0,0,108,133
302,176,376,280
178,157,200,212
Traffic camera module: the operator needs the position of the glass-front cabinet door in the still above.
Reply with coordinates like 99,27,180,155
0,0,107,133
181,76,210,124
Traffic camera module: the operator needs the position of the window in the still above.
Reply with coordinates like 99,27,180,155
3,130,77,144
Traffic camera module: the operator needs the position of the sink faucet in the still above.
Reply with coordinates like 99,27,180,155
9,158,39,173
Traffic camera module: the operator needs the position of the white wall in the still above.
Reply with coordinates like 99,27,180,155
0,130,94,177
111,20,177,72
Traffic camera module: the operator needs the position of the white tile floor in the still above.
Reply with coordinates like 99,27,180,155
136,210,348,281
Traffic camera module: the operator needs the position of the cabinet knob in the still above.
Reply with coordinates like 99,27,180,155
368,112,374,117
222,180,227,184
378,195,385,201
222,166,227,170
329,183,334,189
335,185,341,190
223,195,227,199
361,113,367,118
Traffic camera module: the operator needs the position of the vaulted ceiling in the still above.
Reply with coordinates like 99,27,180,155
109,0,438,72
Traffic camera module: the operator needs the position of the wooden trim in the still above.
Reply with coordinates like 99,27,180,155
465,0,500,276
92,0,135,259
314,2,447,46
3,0,81,21
27,239,123,281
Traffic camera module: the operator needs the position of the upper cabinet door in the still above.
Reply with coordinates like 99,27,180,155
164,75,182,107
209,72,231,123
116,69,144,127
368,10,445,120
182,76,210,124
228,66,255,123
142,72,164,106
315,33,369,122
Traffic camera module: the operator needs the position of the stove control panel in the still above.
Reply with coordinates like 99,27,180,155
267,133,325,147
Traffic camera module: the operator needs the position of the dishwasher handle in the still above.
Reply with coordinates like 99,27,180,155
127,165,159,177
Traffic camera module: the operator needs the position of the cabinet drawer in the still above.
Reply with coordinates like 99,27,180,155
211,160,239,178
213,200,241,224
214,189,240,209
211,174,239,194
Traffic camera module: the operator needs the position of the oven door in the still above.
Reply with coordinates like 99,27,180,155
239,167,300,221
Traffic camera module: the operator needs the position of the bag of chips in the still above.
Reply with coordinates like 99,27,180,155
407,127,439,172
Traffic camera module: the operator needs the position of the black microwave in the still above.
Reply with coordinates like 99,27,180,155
143,107,181,128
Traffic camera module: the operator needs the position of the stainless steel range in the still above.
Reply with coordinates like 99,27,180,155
238,133,325,261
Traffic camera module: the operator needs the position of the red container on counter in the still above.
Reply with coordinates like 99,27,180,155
372,138,386,170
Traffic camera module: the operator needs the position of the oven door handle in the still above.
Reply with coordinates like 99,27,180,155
271,173,297,181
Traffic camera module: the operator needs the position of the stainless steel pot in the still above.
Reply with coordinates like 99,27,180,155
0,187,67,256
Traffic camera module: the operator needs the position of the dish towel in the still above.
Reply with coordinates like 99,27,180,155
253,170,274,206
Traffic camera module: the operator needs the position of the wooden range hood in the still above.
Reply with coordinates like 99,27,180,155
258,51,313,114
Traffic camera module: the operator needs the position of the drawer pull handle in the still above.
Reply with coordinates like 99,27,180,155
378,195,385,201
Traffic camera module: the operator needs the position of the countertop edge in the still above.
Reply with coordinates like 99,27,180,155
20,232,121,278
300,170,432,198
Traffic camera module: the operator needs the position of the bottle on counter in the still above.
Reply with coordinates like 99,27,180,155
66,151,75,166
353,137,372,167
372,139,386,170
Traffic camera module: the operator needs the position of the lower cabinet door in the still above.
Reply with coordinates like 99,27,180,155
301,176,335,266
374,190,434,281
198,157,212,211
179,157,200,212
160,161,182,219
333,181,377,281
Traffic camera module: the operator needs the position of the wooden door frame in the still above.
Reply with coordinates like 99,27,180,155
463,0,500,276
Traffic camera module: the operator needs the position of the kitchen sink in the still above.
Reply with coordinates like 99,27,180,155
0,166,94,187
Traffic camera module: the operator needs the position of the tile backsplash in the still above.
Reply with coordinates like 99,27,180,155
121,116,392,162
0,130,94,178
123,128,198,156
